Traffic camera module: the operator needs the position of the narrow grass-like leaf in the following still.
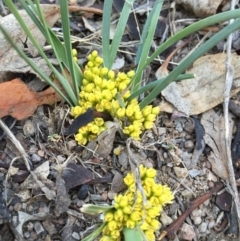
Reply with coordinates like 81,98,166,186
132,9,240,87
133,0,163,91
123,227,147,241
127,73,194,102
102,0,113,68
139,17,240,109
81,223,106,241
108,0,135,67
80,204,114,215
59,0,79,98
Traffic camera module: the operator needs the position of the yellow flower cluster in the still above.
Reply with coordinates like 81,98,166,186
100,165,174,241
71,50,160,145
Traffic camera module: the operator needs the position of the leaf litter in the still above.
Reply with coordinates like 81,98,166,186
1,1,240,241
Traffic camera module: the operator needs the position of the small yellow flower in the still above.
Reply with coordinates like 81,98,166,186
85,83,95,92
146,168,157,178
91,50,98,58
142,106,152,117
124,173,134,186
144,121,154,130
144,230,155,241
127,70,135,78
72,48,77,56
125,219,135,228
111,230,120,239
108,70,115,79
105,212,114,222
114,209,124,222
73,56,78,63
149,219,161,230
151,106,160,115
130,211,142,221
116,108,126,118
146,113,157,122
108,220,117,231
122,205,132,214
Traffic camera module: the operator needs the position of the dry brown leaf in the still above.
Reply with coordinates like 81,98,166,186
0,4,60,80
0,78,62,120
201,109,234,180
159,53,240,115
175,0,225,17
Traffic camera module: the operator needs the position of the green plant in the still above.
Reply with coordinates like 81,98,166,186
81,165,174,241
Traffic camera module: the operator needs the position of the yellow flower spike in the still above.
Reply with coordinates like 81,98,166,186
144,121,154,130
127,70,135,78
125,219,135,229
108,220,117,231
146,168,157,178
130,211,142,221
151,106,160,115
85,83,95,92
124,173,134,186
105,212,114,222
108,70,115,79
146,113,157,122
142,105,152,117
144,230,155,241
73,56,78,63
72,48,77,56
116,108,126,118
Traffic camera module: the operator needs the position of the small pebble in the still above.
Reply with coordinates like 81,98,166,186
173,166,188,178
67,140,77,150
108,190,117,200
34,221,45,234
13,203,22,212
181,190,193,199
160,211,173,226
23,120,35,136
111,172,126,193
31,153,42,162
23,231,31,239
77,185,89,200
27,222,34,231
179,223,196,241
191,209,202,225
76,200,84,208
72,232,80,240
199,222,208,233
208,219,216,229
184,140,194,152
